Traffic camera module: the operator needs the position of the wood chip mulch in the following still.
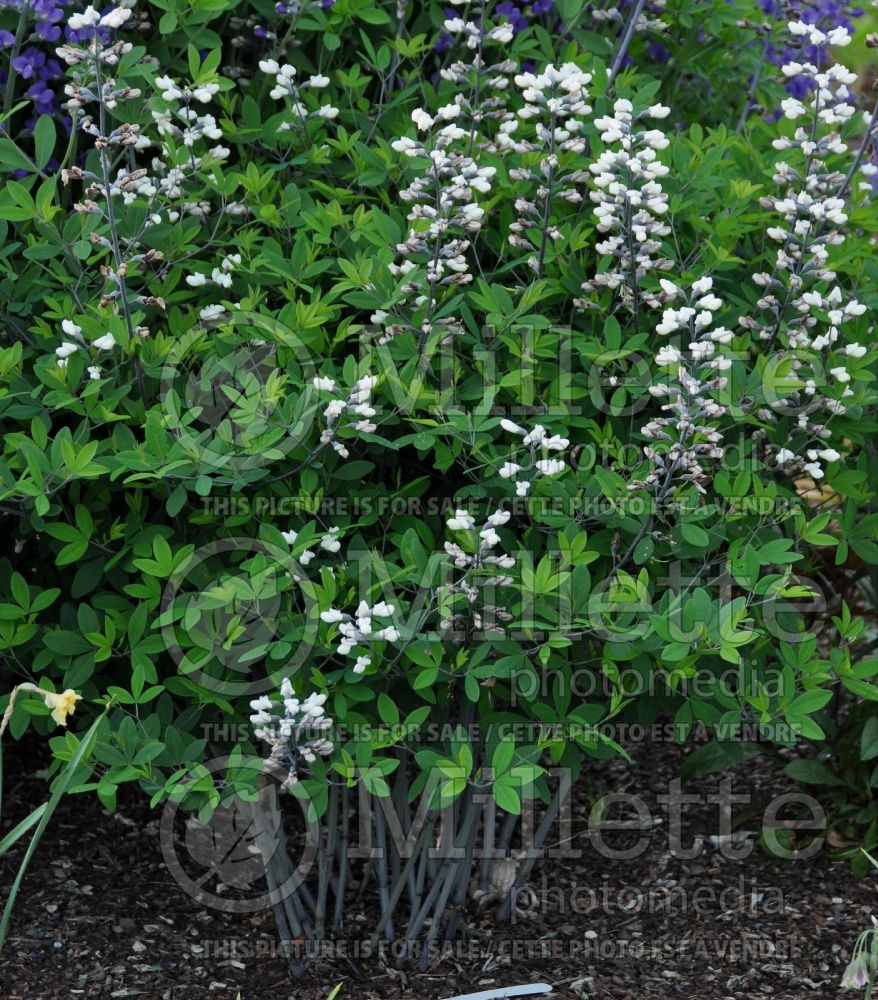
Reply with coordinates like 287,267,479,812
1,732,875,1000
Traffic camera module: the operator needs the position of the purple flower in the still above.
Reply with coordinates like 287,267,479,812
0,30,15,47
646,41,671,63
497,0,559,33
434,5,458,49
786,74,815,99
65,21,110,45
35,22,61,41
33,0,64,26
25,80,55,115
11,47,46,80
757,0,864,111
39,57,63,84
497,3,528,33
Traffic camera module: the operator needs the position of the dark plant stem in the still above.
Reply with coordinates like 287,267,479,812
249,790,306,974
535,109,557,279
1,5,29,120
443,794,484,942
497,805,519,854
404,794,481,962
736,45,767,134
479,791,497,892
374,804,396,942
417,863,458,970
332,784,350,933
497,782,566,921
608,0,646,87
370,812,434,948
316,784,337,941
92,51,148,408
405,812,436,939
839,93,878,200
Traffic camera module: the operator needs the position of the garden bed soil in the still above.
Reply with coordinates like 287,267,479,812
1,731,874,1000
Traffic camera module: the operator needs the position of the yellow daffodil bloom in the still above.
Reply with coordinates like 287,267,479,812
42,688,82,727
0,683,83,737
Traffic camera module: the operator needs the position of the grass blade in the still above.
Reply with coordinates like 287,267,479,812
0,709,107,951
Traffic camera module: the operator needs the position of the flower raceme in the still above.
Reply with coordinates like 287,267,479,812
250,683,333,790
49,3,244,375
384,107,497,345
745,19,876,485
580,99,672,311
444,508,516,571
257,59,338,131
433,0,522,153
504,62,593,274
320,602,400,670
279,525,343,576
635,277,731,496
53,321,115,378
442,509,517,635
498,419,570,497
312,373,379,458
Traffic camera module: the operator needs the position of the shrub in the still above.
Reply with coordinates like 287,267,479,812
0,0,877,963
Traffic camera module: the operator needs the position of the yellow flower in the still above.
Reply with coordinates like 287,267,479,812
42,689,82,727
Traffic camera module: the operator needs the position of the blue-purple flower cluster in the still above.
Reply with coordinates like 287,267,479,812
435,0,555,52
495,0,554,32
0,0,64,43
1,2,65,117
254,0,335,41
760,0,864,97
0,0,114,122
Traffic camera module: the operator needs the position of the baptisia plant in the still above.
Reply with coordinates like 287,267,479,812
383,103,496,347
743,20,873,485
503,62,592,276
250,684,334,789
0,0,877,975
579,97,672,309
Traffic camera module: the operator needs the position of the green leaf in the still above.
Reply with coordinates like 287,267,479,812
679,740,761,779
492,736,515,776
0,803,48,856
784,759,842,786
0,139,32,174
412,666,438,690
861,716,878,762
493,778,521,814
842,678,878,701
0,707,108,949
681,523,709,548
787,689,832,717
34,117,56,170
377,693,398,727
166,484,187,517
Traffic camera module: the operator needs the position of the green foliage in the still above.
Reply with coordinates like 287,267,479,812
0,0,875,884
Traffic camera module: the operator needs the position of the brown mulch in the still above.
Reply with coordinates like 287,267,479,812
0,731,874,1000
